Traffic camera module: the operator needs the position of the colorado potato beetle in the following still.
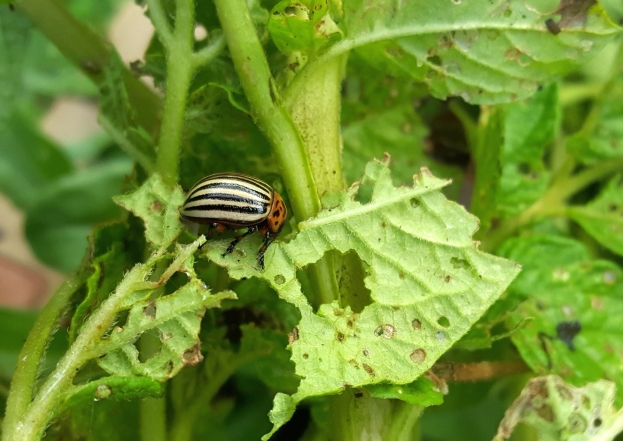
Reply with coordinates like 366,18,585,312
180,173,287,269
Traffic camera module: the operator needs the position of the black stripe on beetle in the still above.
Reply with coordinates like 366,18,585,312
180,173,288,270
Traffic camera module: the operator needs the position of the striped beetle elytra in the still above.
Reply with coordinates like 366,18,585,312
180,173,287,269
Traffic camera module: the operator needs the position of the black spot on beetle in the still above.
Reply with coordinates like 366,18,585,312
273,210,280,217
556,321,581,351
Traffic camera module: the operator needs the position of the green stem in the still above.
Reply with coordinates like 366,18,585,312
3,240,203,441
481,156,623,252
386,403,423,441
17,0,161,135
214,0,341,305
155,0,196,186
1,269,89,440
213,0,320,222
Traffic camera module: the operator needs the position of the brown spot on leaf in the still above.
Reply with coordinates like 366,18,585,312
363,363,375,376
182,342,203,366
288,327,299,345
374,324,396,339
410,348,427,364
151,200,163,212
412,319,422,330
336,332,345,342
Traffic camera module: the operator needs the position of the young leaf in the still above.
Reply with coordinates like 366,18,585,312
568,175,623,257
500,235,623,404
307,0,621,104
268,0,342,55
494,375,622,441
113,173,186,251
201,157,520,437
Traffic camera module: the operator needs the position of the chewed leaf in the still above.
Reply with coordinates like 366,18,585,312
500,235,623,405
97,276,235,382
113,174,185,250
304,0,621,105
201,157,520,438
494,375,622,441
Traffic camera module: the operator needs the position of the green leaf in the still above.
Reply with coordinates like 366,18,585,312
201,158,520,437
342,105,463,192
568,175,623,256
97,269,235,381
268,0,342,55
69,222,141,343
25,159,132,272
65,376,163,409
471,106,503,234
568,61,623,164
366,377,443,407
113,173,186,251
496,84,557,217
494,375,623,441
312,0,621,104
499,235,623,404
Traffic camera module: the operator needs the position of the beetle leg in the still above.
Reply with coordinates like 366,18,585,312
222,226,258,257
198,223,220,250
257,231,277,270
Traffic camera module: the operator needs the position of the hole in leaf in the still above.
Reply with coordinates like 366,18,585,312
274,274,286,285
353,182,374,204
450,257,470,270
164,271,190,295
536,405,554,422
374,324,396,339
137,328,163,363
428,55,442,66
594,417,602,427
437,316,450,328
410,198,420,208
336,250,372,313
517,162,531,175
142,300,157,319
